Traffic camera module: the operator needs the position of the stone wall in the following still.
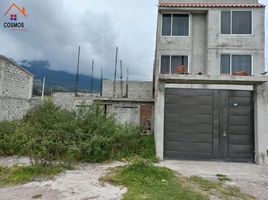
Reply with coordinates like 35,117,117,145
102,80,153,99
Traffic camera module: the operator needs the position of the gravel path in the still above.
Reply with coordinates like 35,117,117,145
0,158,126,200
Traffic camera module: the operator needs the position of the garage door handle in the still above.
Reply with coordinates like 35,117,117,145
223,131,228,137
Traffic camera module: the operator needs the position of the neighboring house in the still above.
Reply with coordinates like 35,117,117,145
0,55,34,120
154,0,268,164
52,80,154,131
100,80,154,131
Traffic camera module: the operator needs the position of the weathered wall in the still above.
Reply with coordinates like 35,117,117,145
155,7,265,77
102,80,153,99
53,92,97,110
0,97,30,121
103,101,154,130
207,8,265,76
254,82,268,165
0,56,34,121
0,56,33,99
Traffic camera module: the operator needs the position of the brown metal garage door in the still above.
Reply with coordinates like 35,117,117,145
164,88,254,162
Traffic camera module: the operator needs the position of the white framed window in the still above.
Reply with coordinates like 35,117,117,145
162,14,190,36
221,11,252,35
160,55,189,74
220,54,253,76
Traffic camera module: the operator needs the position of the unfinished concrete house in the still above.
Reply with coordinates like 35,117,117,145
100,80,154,131
0,55,34,121
154,0,268,164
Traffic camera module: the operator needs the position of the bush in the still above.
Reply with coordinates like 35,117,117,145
15,101,77,165
0,120,21,155
1,101,156,164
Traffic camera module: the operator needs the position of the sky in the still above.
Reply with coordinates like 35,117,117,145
0,0,267,81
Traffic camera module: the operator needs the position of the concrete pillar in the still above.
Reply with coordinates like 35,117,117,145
154,81,165,160
255,82,268,165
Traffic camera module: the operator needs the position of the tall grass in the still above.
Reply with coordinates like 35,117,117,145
0,101,155,164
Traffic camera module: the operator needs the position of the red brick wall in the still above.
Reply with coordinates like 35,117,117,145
140,104,153,131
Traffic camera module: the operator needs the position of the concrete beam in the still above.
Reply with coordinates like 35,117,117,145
154,82,165,160
254,82,268,165
159,74,268,85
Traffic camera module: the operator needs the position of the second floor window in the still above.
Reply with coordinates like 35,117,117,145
220,54,252,76
221,11,252,34
161,55,188,74
162,14,189,36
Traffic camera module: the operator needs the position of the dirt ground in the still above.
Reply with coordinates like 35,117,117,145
159,160,268,200
1,157,268,200
0,157,126,200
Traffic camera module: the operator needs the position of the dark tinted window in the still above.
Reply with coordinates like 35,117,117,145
221,11,231,34
162,14,171,36
220,54,231,74
232,55,252,75
171,56,188,74
161,55,170,74
232,11,252,34
172,14,189,36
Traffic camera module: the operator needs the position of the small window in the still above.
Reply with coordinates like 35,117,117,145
161,55,188,74
221,11,231,34
162,14,171,36
221,11,252,34
161,55,170,74
220,54,252,76
162,14,189,36
220,54,231,74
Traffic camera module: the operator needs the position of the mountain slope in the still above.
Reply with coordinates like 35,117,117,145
20,60,101,92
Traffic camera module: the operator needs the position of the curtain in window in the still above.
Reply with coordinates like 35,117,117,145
232,55,252,75
221,11,231,34
161,55,170,74
162,14,171,36
172,14,189,36
171,56,188,74
220,55,231,74
232,11,252,34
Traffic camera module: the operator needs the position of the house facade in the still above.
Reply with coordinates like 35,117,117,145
154,0,268,164
0,55,34,120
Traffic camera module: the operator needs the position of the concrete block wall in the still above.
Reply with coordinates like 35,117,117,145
53,92,97,110
102,80,153,99
0,97,31,121
104,101,154,128
0,57,33,100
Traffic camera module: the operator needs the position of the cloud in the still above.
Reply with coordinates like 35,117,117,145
0,0,158,80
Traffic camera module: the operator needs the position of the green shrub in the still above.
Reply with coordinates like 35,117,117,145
15,101,77,165
0,120,21,155
1,101,156,164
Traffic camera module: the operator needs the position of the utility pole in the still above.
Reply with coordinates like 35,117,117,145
113,47,118,98
126,68,129,98
41,76,46,101
100,68,103,97
75,46,81,96
91,59,94,93
120,60,123,98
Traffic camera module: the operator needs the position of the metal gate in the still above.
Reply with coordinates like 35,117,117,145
164,88,254,162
